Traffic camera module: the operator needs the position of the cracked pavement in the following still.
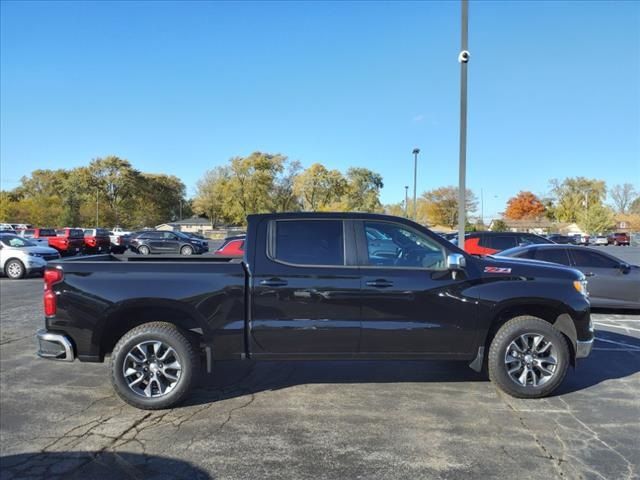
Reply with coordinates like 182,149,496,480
1,277,639,479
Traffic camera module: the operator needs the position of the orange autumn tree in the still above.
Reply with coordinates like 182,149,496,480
504,191,546,220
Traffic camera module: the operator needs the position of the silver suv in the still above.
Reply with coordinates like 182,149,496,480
0,234,60,279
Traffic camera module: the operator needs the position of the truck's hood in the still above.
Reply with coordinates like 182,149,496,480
480,254,584,281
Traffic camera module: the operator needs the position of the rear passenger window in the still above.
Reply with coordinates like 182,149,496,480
490,235,517,251
274,220,344,266
533,248,571,265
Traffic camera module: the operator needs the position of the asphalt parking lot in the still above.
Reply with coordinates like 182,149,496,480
1,248,639,480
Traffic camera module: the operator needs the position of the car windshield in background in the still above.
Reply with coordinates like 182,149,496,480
39,229,57,236
0,234,36,248
57,229,84,238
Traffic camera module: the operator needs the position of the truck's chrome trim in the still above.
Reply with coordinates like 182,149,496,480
575,338,594,359
36,329,74,362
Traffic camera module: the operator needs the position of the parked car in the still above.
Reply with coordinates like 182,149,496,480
108,231,130,254
591,235,608,246
183,232,207,240
111,227,132,236
83,228,112,253
19,227,57,247
545,234,578,245
37,212,593,409
213,234,245,257
0,233,60,279
51,228,85,256
456,231,554,255
0,223,17,234
572,234,590,246
608,232,630,246
498,244,639,309
129,230,208,255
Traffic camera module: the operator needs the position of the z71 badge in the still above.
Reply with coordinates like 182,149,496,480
484,266,512,274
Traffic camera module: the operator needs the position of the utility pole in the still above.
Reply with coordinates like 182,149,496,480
179,200,183,221
404,186,409,217
412,148,420,220
96,189,99,227
457,0,470,248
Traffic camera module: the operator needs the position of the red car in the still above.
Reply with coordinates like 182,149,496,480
20,228,58,245
214,235,245,257
83,228,111,253
459,232,554,255
51,228,85,256
608,232,630,246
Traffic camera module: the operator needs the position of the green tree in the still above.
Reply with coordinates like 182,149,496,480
490,219,508,231
384,202,406,217
549,177,606,223
131,174,186,227
421,186,477,228
87,156,141,226
193,166,234,227
273,160,302,212
578,203,615,233
293,163,346,211
340,167,384,212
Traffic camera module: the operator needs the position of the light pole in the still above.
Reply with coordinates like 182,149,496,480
95,189,99,227
404,186,409,217
412,148,420,220
457,0,470,248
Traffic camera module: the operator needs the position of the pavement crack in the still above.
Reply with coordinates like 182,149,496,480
217,393,255,431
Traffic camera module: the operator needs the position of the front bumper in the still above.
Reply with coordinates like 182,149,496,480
36,329,75,362
576,338,594,359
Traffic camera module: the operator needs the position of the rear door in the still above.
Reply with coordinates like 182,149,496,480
250,218,361,357
356,220,478,356
145,232,165,252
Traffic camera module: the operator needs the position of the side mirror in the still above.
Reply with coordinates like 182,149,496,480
447,253,466,270
620,263,631,274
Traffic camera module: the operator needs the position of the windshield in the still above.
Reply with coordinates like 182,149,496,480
0,235,36,248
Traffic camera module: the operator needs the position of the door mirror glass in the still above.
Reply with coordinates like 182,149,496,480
620,263,631,274
447,253,466,270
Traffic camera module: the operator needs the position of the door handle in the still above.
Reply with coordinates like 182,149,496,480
366,279,394,288
260,278,288,287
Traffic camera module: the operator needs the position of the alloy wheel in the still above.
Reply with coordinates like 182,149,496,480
504,333,558,387
122,341,182,398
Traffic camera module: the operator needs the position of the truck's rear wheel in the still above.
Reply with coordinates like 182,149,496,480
488,316,570,399
111,322,198,409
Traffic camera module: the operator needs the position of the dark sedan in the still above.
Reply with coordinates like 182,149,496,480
129,230,208,255
497,244,639,309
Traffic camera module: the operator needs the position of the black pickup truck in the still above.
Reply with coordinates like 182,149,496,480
37,213,594,409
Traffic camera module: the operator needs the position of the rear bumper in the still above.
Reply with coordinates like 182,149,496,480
36,329,75,362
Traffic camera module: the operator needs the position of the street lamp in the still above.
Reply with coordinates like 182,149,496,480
412,148,420,220
404,186,409,217
457,0,470,248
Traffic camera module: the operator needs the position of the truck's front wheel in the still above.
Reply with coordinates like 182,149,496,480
111,322,199,409
488,316,570,399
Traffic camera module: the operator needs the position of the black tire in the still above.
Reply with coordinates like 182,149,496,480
488,316,570,399
180,245,193,256
111,322,199,410
5,259,25,279
138,245,150,255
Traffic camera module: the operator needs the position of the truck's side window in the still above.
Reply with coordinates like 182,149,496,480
274,220,344,266
364,221,445,269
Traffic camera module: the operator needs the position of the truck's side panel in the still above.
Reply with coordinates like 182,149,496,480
47,260,246,361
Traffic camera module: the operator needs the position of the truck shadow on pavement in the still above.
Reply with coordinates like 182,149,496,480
183,330,640,407
0,451,211,480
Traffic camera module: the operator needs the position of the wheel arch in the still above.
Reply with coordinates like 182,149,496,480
481,302,577,368
98,301,207,360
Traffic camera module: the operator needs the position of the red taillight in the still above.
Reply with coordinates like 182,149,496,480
44,269,63,317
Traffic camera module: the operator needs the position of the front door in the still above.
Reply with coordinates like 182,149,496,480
162,232,181,253
355,220,478,357
250,218,361,357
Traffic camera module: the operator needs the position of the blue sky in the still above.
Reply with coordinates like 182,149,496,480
1,0,638,219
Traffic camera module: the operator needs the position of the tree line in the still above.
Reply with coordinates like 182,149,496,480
1,152,638,233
